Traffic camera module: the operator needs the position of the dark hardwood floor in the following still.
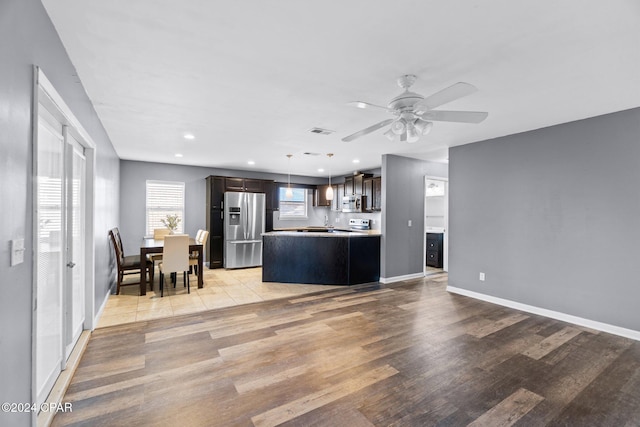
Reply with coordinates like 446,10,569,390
52,273,640,426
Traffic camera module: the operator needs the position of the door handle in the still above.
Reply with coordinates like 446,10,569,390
66,262,76,268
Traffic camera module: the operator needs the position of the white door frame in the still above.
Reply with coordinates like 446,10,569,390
32,67,96,410
424,175,449,272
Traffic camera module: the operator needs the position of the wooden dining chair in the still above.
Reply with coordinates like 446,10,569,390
158,234,190,297
189,229,209,277
109,228,154,294
154,228,171,240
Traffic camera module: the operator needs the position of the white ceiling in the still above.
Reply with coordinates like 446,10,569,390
41,0,640,178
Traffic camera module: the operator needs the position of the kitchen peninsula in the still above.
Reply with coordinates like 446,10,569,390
262,227,381,286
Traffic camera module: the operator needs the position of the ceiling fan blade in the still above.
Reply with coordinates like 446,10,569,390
347,101,389,111
413,82,478,113
419,110,488,123
342,119,394,142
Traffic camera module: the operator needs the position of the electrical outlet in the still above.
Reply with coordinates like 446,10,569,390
408,220,412,227
479,272,485,281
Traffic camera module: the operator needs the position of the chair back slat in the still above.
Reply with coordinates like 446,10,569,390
108,229,124,267
162,234,190,273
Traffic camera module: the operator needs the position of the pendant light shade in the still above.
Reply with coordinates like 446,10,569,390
285,154,293,198
326,186,333,200
326,153,334,201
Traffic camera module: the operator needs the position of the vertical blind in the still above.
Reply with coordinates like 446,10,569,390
146,180,185,235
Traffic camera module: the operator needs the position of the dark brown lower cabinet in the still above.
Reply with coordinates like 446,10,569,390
426,233,443,268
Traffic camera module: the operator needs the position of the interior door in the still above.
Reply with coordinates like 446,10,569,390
65,134,86,359
35,104,64,406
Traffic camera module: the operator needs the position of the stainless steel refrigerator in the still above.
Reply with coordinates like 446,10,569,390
224,192,265,269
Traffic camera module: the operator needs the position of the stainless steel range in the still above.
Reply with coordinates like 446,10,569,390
348,218,371,231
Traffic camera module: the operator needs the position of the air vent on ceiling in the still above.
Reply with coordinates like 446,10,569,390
308,127,335,135
303,152,321,156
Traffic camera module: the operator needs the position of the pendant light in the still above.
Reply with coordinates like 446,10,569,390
325,153,334,201
285,154,293,199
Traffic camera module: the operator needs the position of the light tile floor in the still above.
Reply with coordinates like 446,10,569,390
97,267,343,328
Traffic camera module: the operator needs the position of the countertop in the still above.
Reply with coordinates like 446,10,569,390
264,226,381,237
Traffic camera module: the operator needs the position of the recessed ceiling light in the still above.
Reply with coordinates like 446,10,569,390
184,133,195,140
353,159,360,164
318,168,324,173
248,160,255,165
175,153,183,158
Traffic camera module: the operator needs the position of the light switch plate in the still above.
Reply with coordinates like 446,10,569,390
11,238,25,266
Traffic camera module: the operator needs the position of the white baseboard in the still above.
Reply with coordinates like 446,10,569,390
447,286,640,341
93,290,110,330
380,272,425,284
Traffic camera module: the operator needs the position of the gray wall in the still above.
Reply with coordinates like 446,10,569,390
0,0,120,425
449,107,640,331
381,154,448,279
120,161,384,256
119,160,326,256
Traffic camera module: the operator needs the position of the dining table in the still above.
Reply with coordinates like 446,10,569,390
139,237,204,296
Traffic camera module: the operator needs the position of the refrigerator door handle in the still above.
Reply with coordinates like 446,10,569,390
244,197,249,240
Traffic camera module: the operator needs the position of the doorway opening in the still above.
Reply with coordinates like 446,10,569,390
424,176,448,275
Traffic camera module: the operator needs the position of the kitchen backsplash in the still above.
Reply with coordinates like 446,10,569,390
272,189,382,230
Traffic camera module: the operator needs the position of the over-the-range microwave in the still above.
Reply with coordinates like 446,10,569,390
342,194,366,213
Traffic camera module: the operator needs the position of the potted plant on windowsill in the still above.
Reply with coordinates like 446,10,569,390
161,214,181,234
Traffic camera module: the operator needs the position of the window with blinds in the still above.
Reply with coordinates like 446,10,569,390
278,187,308,219
146,180,185,235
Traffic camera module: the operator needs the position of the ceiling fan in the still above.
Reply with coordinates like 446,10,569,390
342,74,488,143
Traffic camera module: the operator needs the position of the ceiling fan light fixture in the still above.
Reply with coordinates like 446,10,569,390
391,118,406,135
383,129,396,141
406,126,420,143
414,118,433,135
343,76,487,143
422,121,433,135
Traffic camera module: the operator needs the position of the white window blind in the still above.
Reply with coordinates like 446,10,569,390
146,180,185,235
278,187,308,219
